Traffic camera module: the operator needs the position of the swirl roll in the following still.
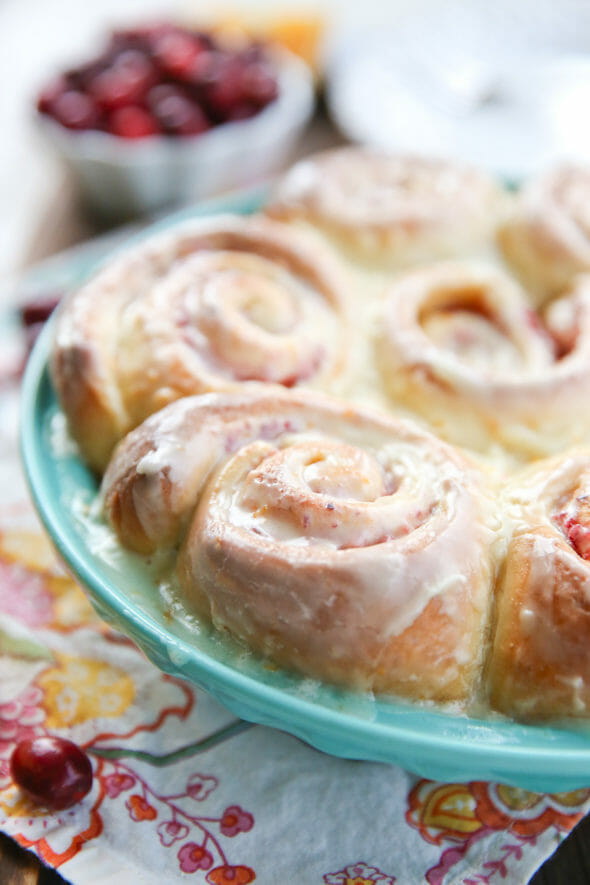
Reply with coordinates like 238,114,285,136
102,389,497,701
51,215,349,472
489,452,590,718
377,260,590,458
266,146,509,267
498,164,590,303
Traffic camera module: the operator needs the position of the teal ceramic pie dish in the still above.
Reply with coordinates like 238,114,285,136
19,200,590,794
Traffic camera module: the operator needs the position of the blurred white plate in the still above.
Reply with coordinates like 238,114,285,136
326,40,590,180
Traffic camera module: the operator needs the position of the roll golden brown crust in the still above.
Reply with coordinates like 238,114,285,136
102,389,497,701
50,214,350,472
48,148,590,721
376,260,590,458
266,146,509,266
488,452,590,719
498,164,590,303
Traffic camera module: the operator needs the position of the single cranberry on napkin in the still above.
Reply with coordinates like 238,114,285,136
10,736,93,811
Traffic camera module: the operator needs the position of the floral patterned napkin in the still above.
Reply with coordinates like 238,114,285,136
1,261,590,884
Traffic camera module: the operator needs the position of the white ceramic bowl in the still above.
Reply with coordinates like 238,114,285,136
36,49,315,220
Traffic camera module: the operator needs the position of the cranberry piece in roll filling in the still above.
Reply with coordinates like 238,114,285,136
554,474,590,561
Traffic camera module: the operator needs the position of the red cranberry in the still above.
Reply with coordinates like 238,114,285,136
146,82,178,106
203,56,248,119
51,90,101,130
149,86,210,135
116,47,156,74
188,48,221,85
36,23,277,137
65,58,110,92
555,511,590,560
36,76,69,114
22,322,49,359
240,43,266,64
10,736,93,810
241,61,278,107
107,105,160,138
108,24,169,54
152,29,207,80
225,101,258,121
20,294,61,327
18,293,61,363
568,521,590,559
89,50,156,110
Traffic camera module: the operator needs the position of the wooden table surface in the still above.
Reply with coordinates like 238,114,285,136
0,832,71,884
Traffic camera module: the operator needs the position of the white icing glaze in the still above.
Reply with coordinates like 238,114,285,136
498,164,590,303
378,259,590,458
48,150,590,717
51,214,351,472
486,449,590,719
266,146,509,268
103,389,499,699
522,166,590,267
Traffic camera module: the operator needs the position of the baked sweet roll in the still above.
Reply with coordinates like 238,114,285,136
498,164,590,304
376,260,590,458
50,215,349,473
102,388,498,702
488,451,590,719
266,146,509,268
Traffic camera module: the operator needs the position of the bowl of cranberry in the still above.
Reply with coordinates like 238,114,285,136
35,22,315,220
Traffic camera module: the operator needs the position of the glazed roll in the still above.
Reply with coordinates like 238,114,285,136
50,214,350,473
266,146,509,267
376,260,590,458
102,389,498,702
488,451,590,719
498,164,590,303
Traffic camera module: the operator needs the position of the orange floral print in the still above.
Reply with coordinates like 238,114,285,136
38,653,135,727
206,864,256,884
126,794,157,821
